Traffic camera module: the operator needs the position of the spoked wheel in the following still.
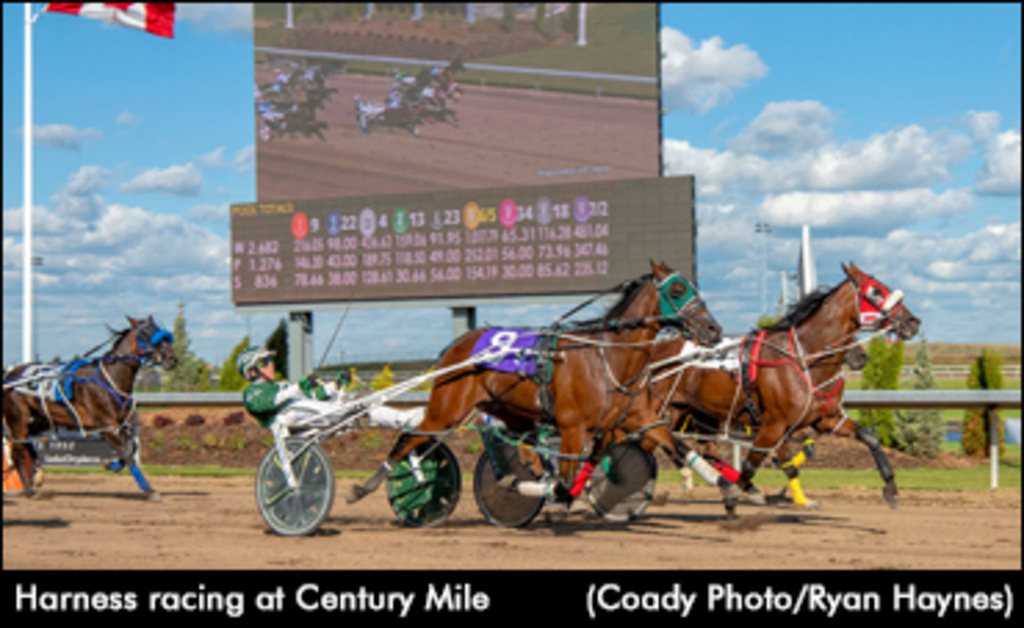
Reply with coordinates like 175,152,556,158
473,437,545,527
255,438,335,537
586,442,658,522
387,440,461,528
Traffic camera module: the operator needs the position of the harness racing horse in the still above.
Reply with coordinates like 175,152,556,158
650,262,920,511
3,316,177,500
346,261,725,508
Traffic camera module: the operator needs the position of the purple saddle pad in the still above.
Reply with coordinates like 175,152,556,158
472,328,541,375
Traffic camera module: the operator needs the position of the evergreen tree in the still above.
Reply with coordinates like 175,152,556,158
265,318,289,380
217,335,250,392
893,338,944,458
962,349,1005,458
161,299,211,392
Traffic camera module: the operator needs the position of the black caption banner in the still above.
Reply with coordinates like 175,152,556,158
7,571,1018,625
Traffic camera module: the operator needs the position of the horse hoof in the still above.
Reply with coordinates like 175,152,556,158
744,487,767,506
345,484,369,505
802,500,821,510
145,491,163,503
885,496,899,509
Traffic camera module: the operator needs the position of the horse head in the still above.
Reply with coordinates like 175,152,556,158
650,260,722,347
841,262,921,341
119,316,178,370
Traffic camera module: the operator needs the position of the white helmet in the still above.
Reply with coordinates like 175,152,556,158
237,347,275,382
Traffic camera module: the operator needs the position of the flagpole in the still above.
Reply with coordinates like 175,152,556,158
23,2,35,363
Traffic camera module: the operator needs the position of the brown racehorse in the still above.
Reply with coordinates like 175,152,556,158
650,262,920,511
347,261,725,506
3,316,177,500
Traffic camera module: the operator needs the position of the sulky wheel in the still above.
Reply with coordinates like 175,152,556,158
255,438,335,537
387,440,461,528
473,436,545,528
586,441,658,522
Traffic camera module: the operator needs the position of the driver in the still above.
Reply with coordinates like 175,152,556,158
237,347,425,438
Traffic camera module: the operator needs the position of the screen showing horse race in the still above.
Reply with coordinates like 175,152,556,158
231,176,694,305
252,3,660,201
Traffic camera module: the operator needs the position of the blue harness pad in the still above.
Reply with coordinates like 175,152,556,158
58,359,91,402
472,329,542,375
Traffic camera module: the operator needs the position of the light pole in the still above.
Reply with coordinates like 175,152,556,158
755,222,772,316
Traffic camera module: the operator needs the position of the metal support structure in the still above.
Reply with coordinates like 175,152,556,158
23,4,34,364
451,307,476,339
798,225,817,298
755,222,772,316
288,311,314,379
577,3,587,47
285,3,293,28
988,405,999,490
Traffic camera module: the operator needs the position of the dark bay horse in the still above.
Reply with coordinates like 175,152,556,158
347,261,724,506
650,262,920,511
3,316,177,500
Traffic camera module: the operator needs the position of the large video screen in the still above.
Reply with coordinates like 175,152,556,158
231,176,694,305
253,3,660,202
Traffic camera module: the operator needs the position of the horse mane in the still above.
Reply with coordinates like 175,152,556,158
764,279,848,332
104,325,134,356
571,274,654,328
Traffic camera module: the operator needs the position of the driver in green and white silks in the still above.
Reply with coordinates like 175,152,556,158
237,347,425,440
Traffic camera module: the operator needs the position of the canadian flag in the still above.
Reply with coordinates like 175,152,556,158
45,3,176,39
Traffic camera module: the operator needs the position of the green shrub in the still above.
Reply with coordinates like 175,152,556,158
859,336,904,446
962,349,1006,458
177,435,197,452
226,434,246,452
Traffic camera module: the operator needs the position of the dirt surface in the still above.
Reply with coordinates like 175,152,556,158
5,405,1018,571
4,475,1019,570
256,71,660,201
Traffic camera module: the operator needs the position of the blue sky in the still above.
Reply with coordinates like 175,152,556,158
3,3,1021,370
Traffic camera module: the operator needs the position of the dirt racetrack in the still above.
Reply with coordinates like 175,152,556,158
256,71,660,201
4,474,1019,570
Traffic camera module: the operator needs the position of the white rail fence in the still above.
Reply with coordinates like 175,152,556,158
255,46,657,93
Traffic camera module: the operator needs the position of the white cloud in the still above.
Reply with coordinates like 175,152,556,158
667,124,974,197
729,101,835,156
759,188,974,232
660,27,768,114
188,203,229,222
119,163,203,196
231,145,255,172
197,145,254,174
197,147,226,168
28,124,102,150
49,165,111,220
975,128,1021,196
116,111,138,126
176,4,252,36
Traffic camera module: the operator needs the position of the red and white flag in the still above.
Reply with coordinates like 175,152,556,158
45,3,176,39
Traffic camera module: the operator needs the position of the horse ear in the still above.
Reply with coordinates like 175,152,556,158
126,315,139,326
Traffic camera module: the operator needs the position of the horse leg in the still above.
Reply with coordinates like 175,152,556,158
815,413,898,508
775,436,819,509
855,424,897,508
647,426,743,516
736,421,790,510
104,421,160,502
346,429,430,505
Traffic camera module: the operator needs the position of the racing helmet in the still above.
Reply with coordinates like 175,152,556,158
237,347,275,382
